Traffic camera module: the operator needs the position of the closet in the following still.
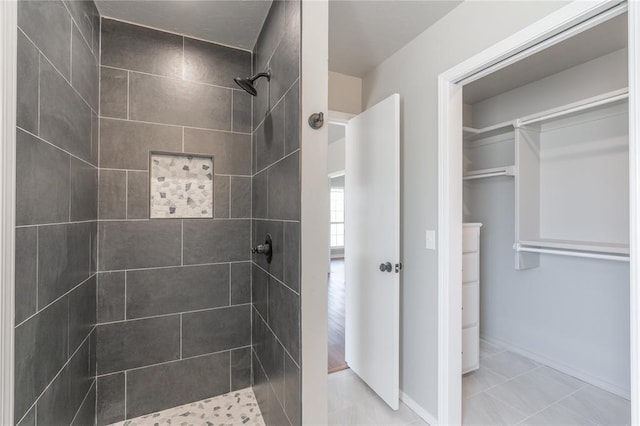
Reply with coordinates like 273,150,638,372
460,8,631,422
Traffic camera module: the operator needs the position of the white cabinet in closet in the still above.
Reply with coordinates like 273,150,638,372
462,223,481,374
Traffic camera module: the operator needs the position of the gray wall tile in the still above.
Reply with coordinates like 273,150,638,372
252,76,270,130
16,405,35,426
69,275,96,353
183,37,251,88
64,1,99,54
18,0,71,80
255,100,285,172
90,326,97,377
233,90,252,133
38,222,93,307
231,347,252,391
214,175,230,218
37,338,92,426
99,118,182,170
101,18,183,78
129,72,231,130
253,220,284,280
127,171,150,219
231,176,251,218
284,81,300,155
96,373,125,426
71,380,96,426
97,272,125,323
71,157,98,221
16,129,70,226
268,151,300,221
231,262,251,305
183,128,251,175
15,227,37,325
252,314,286,419
14,297,68,420
254,0,285,76
283,222,300,292
252,264,269,322
268,3,300,108
16,31,39,134
253,350,290,426
98,169,126,219
97,315,180,374
126,353,230,418
98,220,182,271
71,24,99,110
252,169,268,219
269,279,300,363
183,219,251,264
126,264,230,319
100,67,128,119
284,353,301,425
40,57,94,162
182,305,251,357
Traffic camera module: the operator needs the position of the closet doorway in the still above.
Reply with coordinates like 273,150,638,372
437,2,640,425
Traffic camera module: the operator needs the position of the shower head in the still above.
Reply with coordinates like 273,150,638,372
233,71,271,96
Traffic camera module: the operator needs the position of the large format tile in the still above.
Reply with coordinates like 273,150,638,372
486,366,585,417
268,151,300,220
183,219,250,264
98,169,126,219
268,12,300,109
182,305,251,357
284,353,301,425
100,67,128,119
126,264,230,319
183,37,251,88
253,351,290,426
15,227,37,324
126,352,231,418
127,171,150,219
214,175,230,218
129,72,231,130
101,19,183,78
99,118,182,170
462,366,508,399
269,279,300,362
233,90,252,133
284,80,300,155
38,222,93,307
63,0,99,54
16,30,39,134
68,275,96,353
14,297,69,421
252,266,269,321
183,128,252,176
37,338,92,426
253,313,285,404
481,351,539,379
70,157,97,221
254,0,285,77
252,169,268,219
16,129,70,226
255,100,285,172
96,315,180,374
283,222,300,292
16,405,35,426
462,392,527,426
231,347,252,391
97,271,125,323
253,220,284,280
480,339,504,359
97,372,125,426
18,0,71,80
231,262,251,305
71,381,96,426
520,402,597,426
40,57,93,162
231,176,251,218
98,220,182,271
558,385,631,426
71,24,98,110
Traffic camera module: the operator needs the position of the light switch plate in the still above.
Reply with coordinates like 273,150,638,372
425,230,436,250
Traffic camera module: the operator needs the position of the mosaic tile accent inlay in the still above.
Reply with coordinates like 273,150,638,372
150,153,214,218
110,387,264,426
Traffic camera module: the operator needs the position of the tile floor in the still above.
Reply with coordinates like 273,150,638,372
463,339,631,425
109,387,264,426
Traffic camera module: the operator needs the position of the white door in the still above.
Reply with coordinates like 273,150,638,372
345,93,401,410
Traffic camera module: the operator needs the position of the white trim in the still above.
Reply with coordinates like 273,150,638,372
327,110,355,126
0,2,17,425
437,1,639,425
400,391,438,426
300,0,329,424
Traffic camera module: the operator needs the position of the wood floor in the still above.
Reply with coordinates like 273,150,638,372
328,259,347,372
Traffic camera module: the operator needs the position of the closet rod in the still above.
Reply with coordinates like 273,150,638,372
518,90,628,127
463,171,509,180
516,246,630,262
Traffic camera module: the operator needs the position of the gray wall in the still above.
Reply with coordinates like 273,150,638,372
464,48,630,397
95,19,253,424
14,1,100,425
361,0,568,416
251,1,301,425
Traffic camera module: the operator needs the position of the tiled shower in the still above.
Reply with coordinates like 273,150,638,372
13,1,301,425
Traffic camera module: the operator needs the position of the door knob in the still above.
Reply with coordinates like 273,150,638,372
379,262,392,272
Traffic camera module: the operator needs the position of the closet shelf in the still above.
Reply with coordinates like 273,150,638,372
463,165,515,180
463,121,514,141
516,239,629,257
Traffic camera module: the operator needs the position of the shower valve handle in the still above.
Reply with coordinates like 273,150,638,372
252,234,273,264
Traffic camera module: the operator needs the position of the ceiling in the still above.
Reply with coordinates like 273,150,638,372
95,1,272,51
464,12,628,104
329,1,461,77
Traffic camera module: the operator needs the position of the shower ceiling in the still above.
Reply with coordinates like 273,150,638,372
95,0,272,50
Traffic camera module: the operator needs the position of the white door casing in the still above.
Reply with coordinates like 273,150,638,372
345,93,401,410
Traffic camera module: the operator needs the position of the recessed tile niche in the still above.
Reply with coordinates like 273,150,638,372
149,152,214,218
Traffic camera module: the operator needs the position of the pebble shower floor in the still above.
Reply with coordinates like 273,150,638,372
110,388,265,426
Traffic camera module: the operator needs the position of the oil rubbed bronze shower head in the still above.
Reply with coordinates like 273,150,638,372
233,71,271,96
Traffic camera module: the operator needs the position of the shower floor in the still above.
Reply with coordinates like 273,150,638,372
110,387,265,426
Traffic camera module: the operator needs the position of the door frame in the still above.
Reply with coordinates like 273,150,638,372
437,1,640,425
0,1,17,425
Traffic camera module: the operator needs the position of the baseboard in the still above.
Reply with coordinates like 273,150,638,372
400,391,438,425
481,334,631,400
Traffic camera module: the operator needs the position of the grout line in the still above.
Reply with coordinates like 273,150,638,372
69,379,96,426
96,302,253,326
69,20,73,84
17,126,98,169
124,370,128,419
125,171,129,219
252,306,299,370
229,350,233,391
231,89,234,132
69,156,72,221
16,219,98,229
254,263,299,296
229,263,232,306
37,52,41,134
180,314,183,359
100,115,252,136
515,383,590,425
127,71,130,120
228,176,232,218
96,259,251,274
124,271,127,320
35,227,39,310
61,1,97,62
253,77,299,132
252,345,293,425
181,220,184,266
254,148,300,181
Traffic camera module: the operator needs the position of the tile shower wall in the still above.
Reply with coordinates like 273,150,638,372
14,1,100,425
96,18,253,425
251,1,302,425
